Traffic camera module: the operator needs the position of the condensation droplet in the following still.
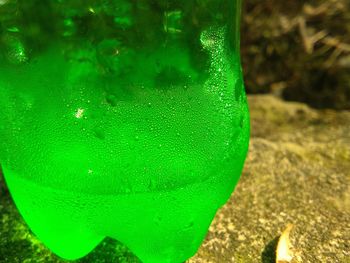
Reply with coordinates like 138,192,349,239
4,35,28,65
154,215,162,226
63,18,76,37
184,221,194,230
93,127,105,140
235,78,243,101
96,39,123,73
125,186,131,194
163,10,183,35
106,94,118,107
114,16,133,28
7,26,19,33
148,178,156,191
240,115,244,128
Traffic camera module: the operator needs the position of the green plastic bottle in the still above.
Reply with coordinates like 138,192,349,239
0,0,249,262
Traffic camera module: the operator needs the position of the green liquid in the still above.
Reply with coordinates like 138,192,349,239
0,1,249,262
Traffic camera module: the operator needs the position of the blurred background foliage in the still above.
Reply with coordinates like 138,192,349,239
241,0,350,110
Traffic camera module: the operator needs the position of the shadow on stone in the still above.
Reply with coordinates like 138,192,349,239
0,168,10,197
261,236,280,263
78,238,141,263
0,168,141,263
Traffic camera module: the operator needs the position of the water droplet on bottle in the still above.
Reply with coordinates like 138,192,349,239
200,30,216,49
114,16,133,29
7,26,19,33
155,66,190,90
4,35,28,65
163,10,183,35
93,127,105,140
184,221,194,230
88,6,95,14
240,115,244,128
62,18,76,37
235,79,243,101
0,0,9,6
154,215,162,226
148,178,156,191
96,39,123,73
106,94,118,107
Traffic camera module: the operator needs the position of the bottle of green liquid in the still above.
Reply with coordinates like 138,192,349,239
0,0,249,262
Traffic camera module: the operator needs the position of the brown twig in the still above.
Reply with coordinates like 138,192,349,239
322,36,350,53
298,17,328,54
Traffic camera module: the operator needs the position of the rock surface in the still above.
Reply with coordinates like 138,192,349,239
1,95,349,262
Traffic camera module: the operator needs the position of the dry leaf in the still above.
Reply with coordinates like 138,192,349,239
276,224,294,263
